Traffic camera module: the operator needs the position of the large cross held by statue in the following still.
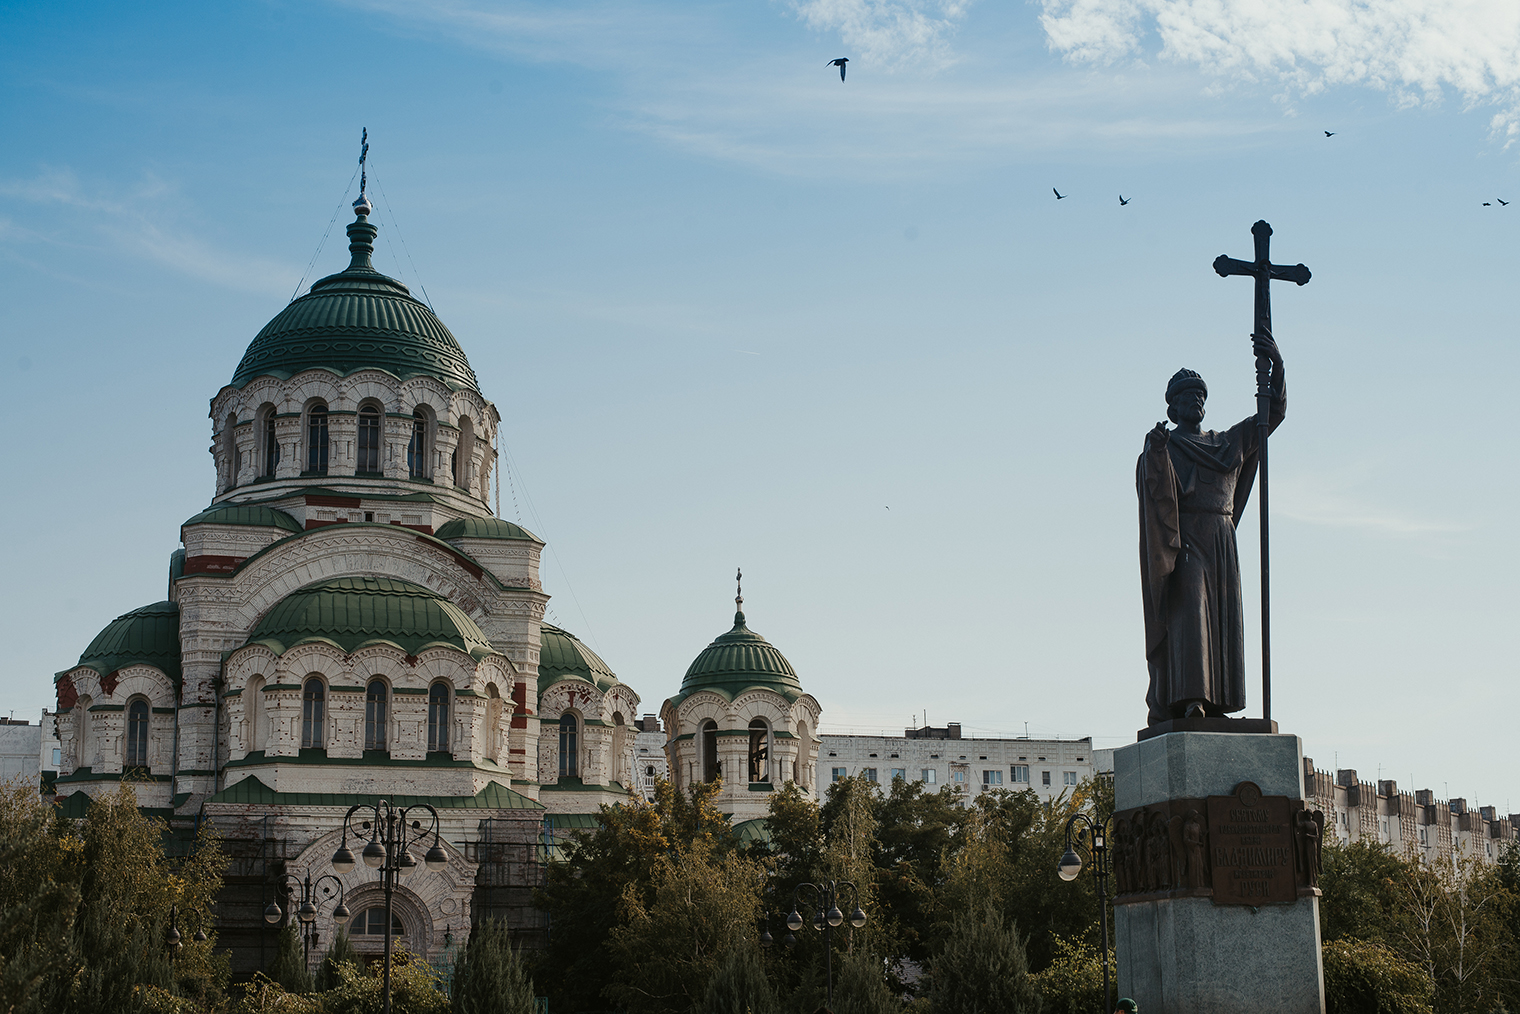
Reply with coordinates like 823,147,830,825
1212,221,1310,725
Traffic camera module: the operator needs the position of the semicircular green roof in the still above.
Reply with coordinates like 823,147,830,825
677,610,802,702
65,601,182,684
538,624,620,696
183,504,301,532
229,216,479,392
436,517,541,543
247,576,495,659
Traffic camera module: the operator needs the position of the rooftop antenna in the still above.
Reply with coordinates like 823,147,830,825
353,127,372,216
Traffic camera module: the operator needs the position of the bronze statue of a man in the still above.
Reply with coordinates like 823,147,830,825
1138,334,1284,724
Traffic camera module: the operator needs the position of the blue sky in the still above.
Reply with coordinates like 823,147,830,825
2,0,1518,812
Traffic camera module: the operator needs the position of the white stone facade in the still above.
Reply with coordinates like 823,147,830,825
818,726,1097,803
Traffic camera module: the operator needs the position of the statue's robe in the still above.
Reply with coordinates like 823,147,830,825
1137,385,1285,724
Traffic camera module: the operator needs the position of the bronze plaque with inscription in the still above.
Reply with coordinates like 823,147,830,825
1206,781,1298,905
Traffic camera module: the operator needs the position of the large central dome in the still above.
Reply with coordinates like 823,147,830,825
229,211,479,391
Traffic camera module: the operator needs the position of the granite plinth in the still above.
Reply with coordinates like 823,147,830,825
1113,731,1325,1013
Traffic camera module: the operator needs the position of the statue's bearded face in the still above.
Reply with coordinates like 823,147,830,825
1168,388,1207,425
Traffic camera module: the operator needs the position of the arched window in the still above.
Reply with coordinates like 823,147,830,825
454,416,475,489
748,718,770,784
701,720,720,783
126,699,150,769
307,402,329,475
223,414,239,491
427,682,450,753
260,407,280,478
558,713,578,779
484,683,502,762
76,697,93,768
247,677,265,754
365,680,388,752
357,406,381,474
407,408,429,479
301,678,325,749
352,907,405,937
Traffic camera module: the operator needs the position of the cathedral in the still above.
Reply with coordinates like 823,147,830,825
47,190,821,971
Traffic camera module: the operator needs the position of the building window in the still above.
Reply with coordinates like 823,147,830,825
559,713,578,779
357,407,381,473
832,767,847,782
364,680,387,752
126,700,149,768
262,411,280,477
747,718,770,783
701,720,719,783
352,908,405,937
307,403,329,475
1420,828,1428,845
301,678,325,749
1063,771,1078,786
1041,771,1051,787
407,408,428,479
921,768,937,784
891,768,906,782
983,769,1003,786
862,768,878,783
455,416,475,488
223,413,239,490
51,747,61,767
953,769,967,784
1012,765,1029,783
428,683,451,753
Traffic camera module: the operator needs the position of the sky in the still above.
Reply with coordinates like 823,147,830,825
1,0,1517,813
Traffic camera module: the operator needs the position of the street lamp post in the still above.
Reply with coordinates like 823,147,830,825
1056,813,1113,1014
783,880,867,1009
264,870,351,966
331,801,449,1014
166,904,209,964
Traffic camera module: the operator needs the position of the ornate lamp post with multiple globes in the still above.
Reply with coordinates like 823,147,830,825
263,870,350,966
331,800,449,1014
1056,812,1114,1014
782,880,867,1008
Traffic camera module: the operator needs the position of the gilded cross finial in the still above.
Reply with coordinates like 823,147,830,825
735,567,743,611
352,127,372,217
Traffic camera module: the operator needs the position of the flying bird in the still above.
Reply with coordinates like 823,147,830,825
1053,188,1067,200
1119,195,1130,206
828,58,849,81
1499,198,1510,206
1324,131,1336,137
1483,202,1492,206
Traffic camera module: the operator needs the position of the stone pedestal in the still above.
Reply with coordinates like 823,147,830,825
1112,731,1326,1013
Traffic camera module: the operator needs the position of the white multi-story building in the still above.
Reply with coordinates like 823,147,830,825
818,723,1097,802
633,714,669,801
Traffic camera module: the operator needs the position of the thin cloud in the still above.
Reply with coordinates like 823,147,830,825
787,0,977,70
1038,0,1520,141
0,168,292,295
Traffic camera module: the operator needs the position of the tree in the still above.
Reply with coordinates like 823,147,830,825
832,947,898,1014
267,923,314,994
1319,839,1413,945
928,902,1041,1014
1030,934,1112,1014
315,926,359,992
452,918,535,1014
1321,938,1433,1014
701,944,777,1014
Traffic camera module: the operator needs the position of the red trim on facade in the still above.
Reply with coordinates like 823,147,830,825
417,535,483,579
305,494,362,508
183,554,246,574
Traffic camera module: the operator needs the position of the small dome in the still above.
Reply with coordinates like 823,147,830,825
229,214,479,391
678,609,802,701
246,576,495,659
183,504,301,532
66,601,182,685
436,517,541,543
538,624,620,697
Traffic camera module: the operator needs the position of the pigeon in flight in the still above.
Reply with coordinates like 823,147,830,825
1119,195,1130,206
1324,131,1336,137
1499,198,1510,206
1483,202,1492,206
828,58,849,81
1053,188,1067,200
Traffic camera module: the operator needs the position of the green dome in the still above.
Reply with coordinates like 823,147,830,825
538,624,620,697
436,517,541,543
65,601,182,685
229,215,479,391
183,504,301,532
247,576,495,659
678,609,802,701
